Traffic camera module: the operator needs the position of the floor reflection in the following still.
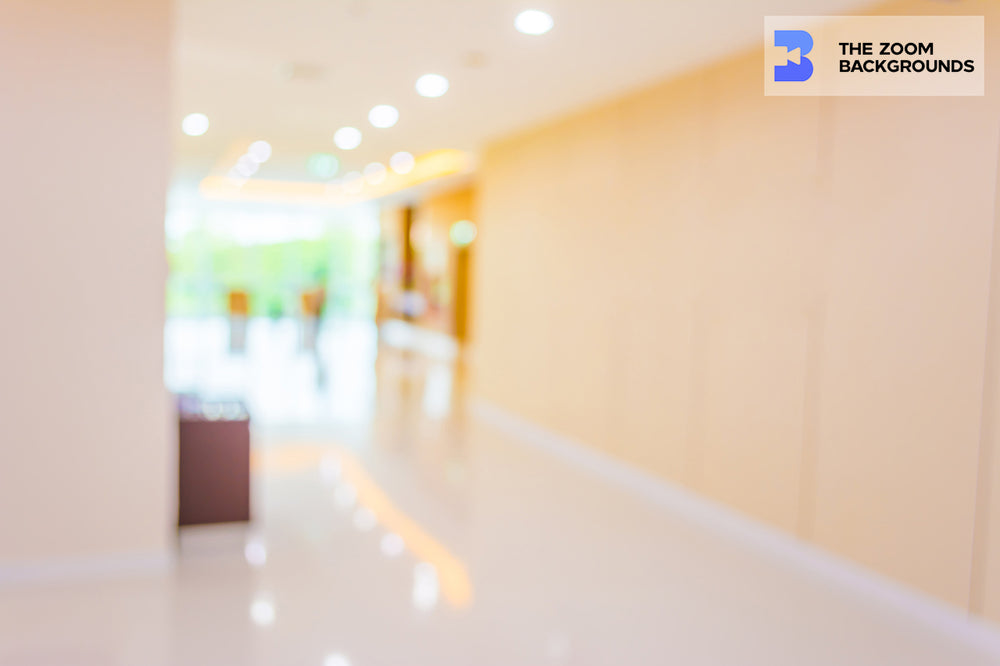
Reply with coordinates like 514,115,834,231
0,318,996,665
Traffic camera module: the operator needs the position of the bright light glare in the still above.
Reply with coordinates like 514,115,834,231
182,113,209,136
234,155,260,177
515,9,554,35
324,654,352,666
244,539,268,567
390,151,415,175
368,104,399,129
334,127,363,150
250,599,275,626
364,162,387,185
380,532,405,557
415,74,449,98
248,140,272,163
412,562,440,611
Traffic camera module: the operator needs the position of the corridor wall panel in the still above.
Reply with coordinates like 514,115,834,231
472,0,1000,616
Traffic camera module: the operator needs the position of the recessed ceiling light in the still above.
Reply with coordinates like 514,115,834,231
182,113,209,136
390,151,415,174
334,127,362,150
234,155,260,177
248,140,272,163
368,104,399,128
415,74,449,98
515,9,554,35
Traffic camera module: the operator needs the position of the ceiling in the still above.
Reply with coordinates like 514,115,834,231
173,0,876,192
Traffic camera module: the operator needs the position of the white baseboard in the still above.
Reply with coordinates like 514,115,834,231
470,398,1000,657
0,549,174,587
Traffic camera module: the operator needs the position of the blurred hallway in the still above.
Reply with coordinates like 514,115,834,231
3,330,1000,665
6,1,1000,663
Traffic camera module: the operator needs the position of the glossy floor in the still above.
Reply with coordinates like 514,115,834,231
2,318,999,665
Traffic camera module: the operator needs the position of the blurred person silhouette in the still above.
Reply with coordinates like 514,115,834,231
227,289,249,354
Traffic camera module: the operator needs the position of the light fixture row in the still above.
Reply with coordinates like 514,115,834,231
227,140,273,184
325,151,416,196
183,8,554,187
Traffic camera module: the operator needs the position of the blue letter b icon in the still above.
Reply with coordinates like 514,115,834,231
774,30,813,82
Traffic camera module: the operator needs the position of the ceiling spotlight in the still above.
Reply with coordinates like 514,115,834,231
182,113,209,137
234,155,260,177
515,9,554,35
334,127,362,150
389,151,415,174
415,74,449,98
368,104,399,129
248,140,272,163
364,162,387,185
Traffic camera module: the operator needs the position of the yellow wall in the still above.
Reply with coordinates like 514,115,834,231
472,0,1000,617
0,1,173,566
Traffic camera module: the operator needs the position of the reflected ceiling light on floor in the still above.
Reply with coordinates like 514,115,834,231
415,74,449,98
342,171,365,195
353,507,377,531
334,483,358,509
319,454,342,483
308,153,340,179
182,113,209,136
248,140,273,163
389,151,415,174
323,654,352,666
449,220,477,247
412,562,440,611
250,599,276,627
380,532,405,557
363,162,387,185
334,127,363,150
234,155,260,177
515,9,554,35
244,538,268,568
368,104,399,128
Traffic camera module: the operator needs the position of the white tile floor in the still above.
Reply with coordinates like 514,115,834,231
1,318,998,665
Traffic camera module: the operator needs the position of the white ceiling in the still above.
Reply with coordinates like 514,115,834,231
173,0,876,187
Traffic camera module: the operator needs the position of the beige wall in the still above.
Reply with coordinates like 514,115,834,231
472,0,1000,617
0,1,173,566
